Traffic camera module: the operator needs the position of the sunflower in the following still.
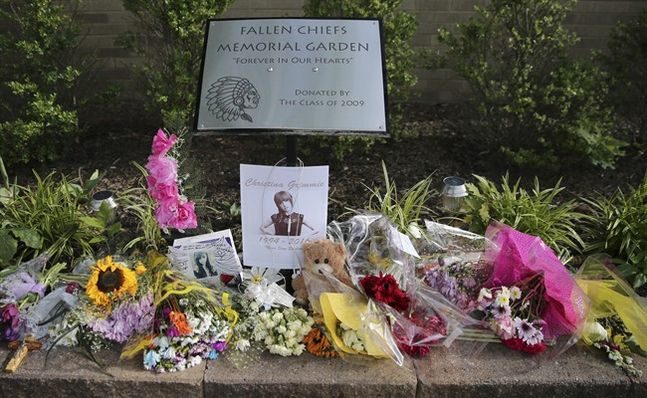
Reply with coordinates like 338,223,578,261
86,256,138,307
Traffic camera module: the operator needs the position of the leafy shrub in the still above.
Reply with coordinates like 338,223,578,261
582,174,647,289
0,0,82,166
304,0,418,158
360,162,435,236
119,0,234,129
462,175,584,264
434,0,624,169
601,9,647,145
304,0,417,102
0,161,105,268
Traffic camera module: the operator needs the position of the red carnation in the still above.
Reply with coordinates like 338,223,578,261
502,337,547,355
360,273,410,312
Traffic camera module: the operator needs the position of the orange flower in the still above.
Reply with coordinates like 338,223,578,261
169,311,192,336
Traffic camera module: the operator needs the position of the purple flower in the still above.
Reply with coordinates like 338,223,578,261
5,272,45,300
89,293,155,343
65,282,81,294
1,304,22,341
212,341,227,352
166,325,180,338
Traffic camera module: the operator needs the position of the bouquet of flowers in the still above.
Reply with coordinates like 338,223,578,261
477,223,588,354
321,215,463,361
229,293,313,358
0,256,65,342
142,296,230,372
576,255,646,377
145,128,197,230
418,221,492,311
121,252,236,372
359,272,450,357
476,275,548,354
47,256,155,353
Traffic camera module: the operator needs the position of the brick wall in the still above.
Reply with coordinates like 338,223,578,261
78,0,646,103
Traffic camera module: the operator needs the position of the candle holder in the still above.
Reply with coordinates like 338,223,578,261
441,176,468,212
90,190,118,212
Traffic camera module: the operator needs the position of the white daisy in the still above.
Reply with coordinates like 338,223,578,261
510,286,522,301
514,317,544,345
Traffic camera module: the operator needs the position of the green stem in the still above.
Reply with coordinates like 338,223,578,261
0,155,9,191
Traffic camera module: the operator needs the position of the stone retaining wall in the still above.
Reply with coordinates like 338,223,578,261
79,0,645,103
0,344,645,397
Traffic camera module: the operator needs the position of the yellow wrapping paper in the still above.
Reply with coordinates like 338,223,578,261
575,256,647,350
320,292,390,358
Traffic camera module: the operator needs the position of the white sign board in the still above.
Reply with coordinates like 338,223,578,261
195,18,387,134
240,164,329,269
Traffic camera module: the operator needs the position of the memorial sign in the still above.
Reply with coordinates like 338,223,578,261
195,18,387,134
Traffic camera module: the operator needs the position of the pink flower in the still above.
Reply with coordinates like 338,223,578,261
155,197,179,227
146,156,177,185
146,176,179,201
151,128,177,157
170,201,197,230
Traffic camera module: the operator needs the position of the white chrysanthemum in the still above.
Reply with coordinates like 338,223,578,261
277,325,287,334
272,311,284,322
510,286,522,301
513,317,544,345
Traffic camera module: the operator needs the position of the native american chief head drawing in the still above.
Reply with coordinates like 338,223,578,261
206,76,260,123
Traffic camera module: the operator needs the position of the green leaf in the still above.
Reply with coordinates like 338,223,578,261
0,187,15,204
478,203,490,222
80,216,105,229
10,228,43,249
0,230,18,264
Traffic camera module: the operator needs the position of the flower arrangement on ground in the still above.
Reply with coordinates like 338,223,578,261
145,128,197,230
360,272,448,357
229,293,313,358
0,256,65,342
48,255,155,352
476,224,588,355
576,255,646,377
476,276,547,354
121,252,235,372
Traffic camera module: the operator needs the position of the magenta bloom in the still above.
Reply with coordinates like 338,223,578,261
146,155,177,185
169,201,197,230
151,128,177,157
146,175,179,201
1,304,22,341
155,197,179,227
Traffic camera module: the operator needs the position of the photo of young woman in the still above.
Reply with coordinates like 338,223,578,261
260,191,316,236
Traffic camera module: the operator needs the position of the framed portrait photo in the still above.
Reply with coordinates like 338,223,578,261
240,164,329,268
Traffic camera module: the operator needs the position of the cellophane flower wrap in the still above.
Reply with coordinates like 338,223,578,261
47,255,156,352
0,256,65,342
418,220,494,312
145,128,197,230
575,255,646,377
325,214,464,361
482,223,588,351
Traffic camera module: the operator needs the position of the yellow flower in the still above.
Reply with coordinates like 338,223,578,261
86,256,138,308
135,262,147,275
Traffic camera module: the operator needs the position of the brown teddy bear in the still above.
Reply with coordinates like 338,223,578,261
292,239,353,309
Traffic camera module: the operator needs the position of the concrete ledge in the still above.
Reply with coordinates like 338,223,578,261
204,352,417,398
0,345,643,397
415,344,645,398
0,348,205,398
